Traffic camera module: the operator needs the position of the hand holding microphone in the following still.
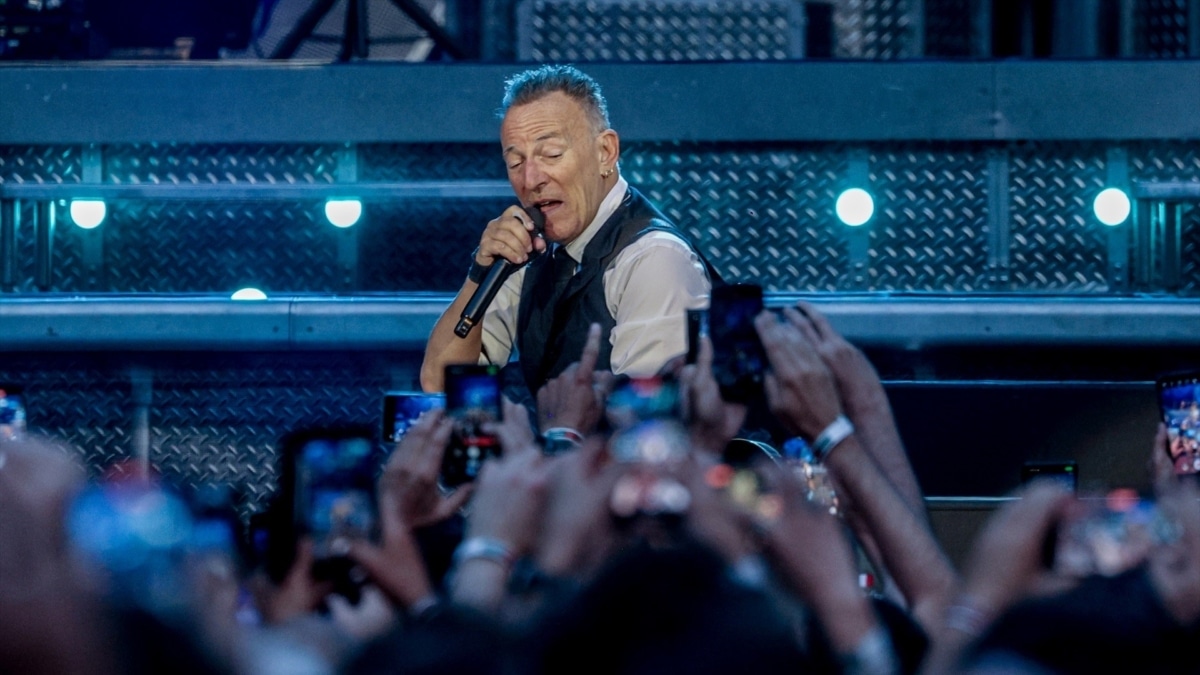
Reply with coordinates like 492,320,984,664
455,206,546,339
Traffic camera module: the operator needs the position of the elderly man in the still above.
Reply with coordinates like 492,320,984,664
421,65,717,402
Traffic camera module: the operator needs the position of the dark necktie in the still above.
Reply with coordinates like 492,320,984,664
551,245,576,290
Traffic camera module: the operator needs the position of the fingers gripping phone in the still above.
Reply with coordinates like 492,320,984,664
708,284,767,404
1157,372,1200,476
442,364,503,488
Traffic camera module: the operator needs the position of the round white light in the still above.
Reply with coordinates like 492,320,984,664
1093,188,1131,226
230,288,267,301
69,199,107,229
324,199,362,228
835,188,874,227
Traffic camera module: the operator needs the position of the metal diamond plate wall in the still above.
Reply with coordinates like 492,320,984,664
102,201,343,293
0,145,80,185
359,143,501,180
1129,140,1200,292
1184,207,1200,292
1135,0,1191,57
148,354,395,514
517,0,802,62
834,0,921,59
0,356,132,475
104,143,339,185
1009,143,1109,292
923,0,974,57
623,143,846,291
359,199,515,290
868,146,989,291
6,140,1200,294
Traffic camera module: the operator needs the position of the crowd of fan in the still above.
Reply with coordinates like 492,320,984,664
3,302,1199,675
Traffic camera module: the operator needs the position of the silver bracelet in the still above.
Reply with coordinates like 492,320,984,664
453,536,514,568
812,414,855,461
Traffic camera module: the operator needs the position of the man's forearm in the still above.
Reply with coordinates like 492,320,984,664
421,281,484,392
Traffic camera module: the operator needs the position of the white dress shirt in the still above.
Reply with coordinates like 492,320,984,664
479,176,711,377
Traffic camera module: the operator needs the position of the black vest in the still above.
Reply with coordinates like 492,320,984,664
499,187,720,406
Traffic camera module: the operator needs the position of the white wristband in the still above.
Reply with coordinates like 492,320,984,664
812,414,855,461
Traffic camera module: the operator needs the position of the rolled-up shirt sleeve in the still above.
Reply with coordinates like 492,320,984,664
604,232,711,377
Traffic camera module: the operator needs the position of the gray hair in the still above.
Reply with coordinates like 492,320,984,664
498,65,611,133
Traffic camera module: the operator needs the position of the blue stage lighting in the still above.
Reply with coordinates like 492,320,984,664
230,288,267,301
835,188,874,227
324,199,362,228
1093,188,1131,226
69,199,107,229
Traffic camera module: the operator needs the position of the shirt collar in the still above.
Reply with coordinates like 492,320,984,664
562,175,628,262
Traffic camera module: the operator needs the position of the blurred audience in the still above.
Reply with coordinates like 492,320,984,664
3,304,1197,674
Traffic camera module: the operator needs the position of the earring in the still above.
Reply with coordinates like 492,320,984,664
601,168,613,178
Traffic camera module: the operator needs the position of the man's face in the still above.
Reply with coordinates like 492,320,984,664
501,91,618,245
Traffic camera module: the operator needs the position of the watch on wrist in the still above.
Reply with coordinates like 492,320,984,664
468,249,494,284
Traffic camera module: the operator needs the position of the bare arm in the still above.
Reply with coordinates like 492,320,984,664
755,311,957,635
421,279,486,392
420,205,546,392
790,302,926,519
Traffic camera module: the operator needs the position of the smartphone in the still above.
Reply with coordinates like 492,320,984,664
381,391,445,443
293,434,377,558
0,385,26,441
1053,491,1172,577
606,375,681,430
442,364,502,488
288,430,377,601
709,284,767,403
1157,372,1200,476
1021,461,1078,492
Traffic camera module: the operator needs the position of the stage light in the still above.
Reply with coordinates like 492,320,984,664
324,199,362,228
230,288,267,301
69,199,106,229
1093,188,1130,226
835,188,874,227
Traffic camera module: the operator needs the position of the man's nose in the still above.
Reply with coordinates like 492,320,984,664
522,160,548,191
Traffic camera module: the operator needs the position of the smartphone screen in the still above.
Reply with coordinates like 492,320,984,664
1054,491,1167,577
1157,372,1200,476
381,391,445,443
442,364,502,488
1021,461,1078,492
606,376,681,430
294,436,376,560
0,386,26,441
709,284,767,403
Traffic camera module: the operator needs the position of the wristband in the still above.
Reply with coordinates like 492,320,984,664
944,595,993,638
541,427,584,455
812,414,855,462
467,249,494,284
453,536,515,569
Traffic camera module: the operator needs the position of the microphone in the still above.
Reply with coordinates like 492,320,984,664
454,206,545,339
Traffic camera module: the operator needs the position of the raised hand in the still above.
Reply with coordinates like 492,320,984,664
754,311,843,440
380,410,473,529
678,335,748,457
537,323,612,434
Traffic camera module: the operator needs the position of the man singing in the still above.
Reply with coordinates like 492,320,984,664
421,65,716,403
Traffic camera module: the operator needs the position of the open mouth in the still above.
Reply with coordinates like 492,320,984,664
532,199,563,215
